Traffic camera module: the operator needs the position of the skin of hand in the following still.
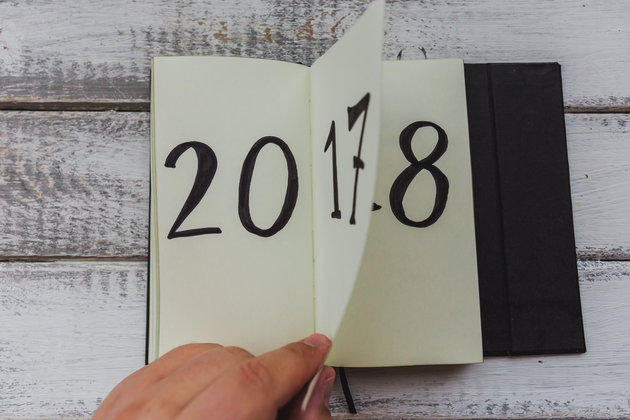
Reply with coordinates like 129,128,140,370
93,334,335,420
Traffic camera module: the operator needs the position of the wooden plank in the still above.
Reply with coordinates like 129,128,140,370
0,260,628,418
568,114,630,259
0,0,629,109
0,262,147,418
0,111,149,258
1,111,629,259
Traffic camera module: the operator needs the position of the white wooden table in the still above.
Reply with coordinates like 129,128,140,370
1,1,629,418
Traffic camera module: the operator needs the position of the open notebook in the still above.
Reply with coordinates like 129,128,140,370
149,0,482,367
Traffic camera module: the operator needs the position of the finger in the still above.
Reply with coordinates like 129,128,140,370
132,346,254,418
94,343,221,420
282,366,335,420
179,334,331,419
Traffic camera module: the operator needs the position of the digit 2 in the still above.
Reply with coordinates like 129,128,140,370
389,121,449,227
238,136,299,237
165,141,222,239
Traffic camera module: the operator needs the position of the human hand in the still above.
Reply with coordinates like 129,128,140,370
93,334,335,420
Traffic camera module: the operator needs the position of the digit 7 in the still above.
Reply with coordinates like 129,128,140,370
347,93,370,225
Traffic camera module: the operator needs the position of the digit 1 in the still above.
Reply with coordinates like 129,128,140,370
324,120,341,219
347,93,370,225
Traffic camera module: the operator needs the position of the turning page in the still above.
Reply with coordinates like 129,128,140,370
329,60,483,366
150,57,314,360
310,0,385,339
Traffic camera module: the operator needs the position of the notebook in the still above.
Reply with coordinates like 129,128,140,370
148,0,483,367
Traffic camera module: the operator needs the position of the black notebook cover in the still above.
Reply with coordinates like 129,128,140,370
465,63,586,356
146,63,587,363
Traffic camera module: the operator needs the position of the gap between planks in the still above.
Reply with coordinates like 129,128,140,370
0,256,148,263
1,253,628,263
1,100,630,114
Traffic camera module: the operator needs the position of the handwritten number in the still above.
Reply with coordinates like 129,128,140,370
324,121,342,219
165,141,222,239
389,121,449,228
239,136,299,237
347,93,370,225
165,109,448,239
166,137,298,239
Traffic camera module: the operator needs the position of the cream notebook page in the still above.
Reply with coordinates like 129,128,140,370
151,58,313,360
149,0,386,362
310,0,384,340
329,59,482,367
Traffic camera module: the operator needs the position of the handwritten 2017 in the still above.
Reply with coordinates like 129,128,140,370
165,93,449,239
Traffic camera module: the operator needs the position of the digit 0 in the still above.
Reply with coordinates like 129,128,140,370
239,136,299,237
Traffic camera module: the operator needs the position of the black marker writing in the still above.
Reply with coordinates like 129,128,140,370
165,141,222,238
389,121,449,227
238,136,299,237
324,120,341,219
347,93,370,225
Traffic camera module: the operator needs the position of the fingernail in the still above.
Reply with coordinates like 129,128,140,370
302,366,335,413
301,367,323,412
301,333,331,349
321,367,335,408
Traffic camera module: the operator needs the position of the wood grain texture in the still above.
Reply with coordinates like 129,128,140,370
0,111,149,258
0,0,629,109
0,262,147,418
0,260,628,419
1,111,629,259
567,114,630,259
